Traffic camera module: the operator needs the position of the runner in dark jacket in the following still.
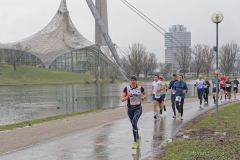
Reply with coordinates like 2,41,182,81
204,77,210,104
173,74,188,120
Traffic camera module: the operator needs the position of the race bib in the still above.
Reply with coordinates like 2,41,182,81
233,84,237,87
155,93,162,99
130,95,141,106
175,96,182,102
155,90,162,98
213,84,217,88
225,84,231,87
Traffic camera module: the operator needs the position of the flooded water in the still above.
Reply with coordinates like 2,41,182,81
0,82,195,125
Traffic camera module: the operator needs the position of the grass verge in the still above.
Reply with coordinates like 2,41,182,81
0,64,114,85
161,102,240,160
0,108,105,132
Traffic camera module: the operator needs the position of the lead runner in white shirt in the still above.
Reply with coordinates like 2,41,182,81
152,75,163,119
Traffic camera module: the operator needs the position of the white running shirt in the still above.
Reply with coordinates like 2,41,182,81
152,80,163,98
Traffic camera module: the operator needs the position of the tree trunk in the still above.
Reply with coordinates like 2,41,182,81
13,61,16,71
13,53,17,71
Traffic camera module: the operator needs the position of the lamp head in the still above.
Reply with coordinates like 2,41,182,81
211,11,224,23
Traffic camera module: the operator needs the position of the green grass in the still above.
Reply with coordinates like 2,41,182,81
0,64,97,85
162,139,240,160
0,108,105,131
161,102,240,160
187,103,240,133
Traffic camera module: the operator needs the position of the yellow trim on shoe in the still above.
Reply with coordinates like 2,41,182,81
132,141,139,149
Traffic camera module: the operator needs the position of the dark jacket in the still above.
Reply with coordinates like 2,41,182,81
173,80,188,98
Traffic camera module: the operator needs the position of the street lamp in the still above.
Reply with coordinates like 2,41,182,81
211,11,224,112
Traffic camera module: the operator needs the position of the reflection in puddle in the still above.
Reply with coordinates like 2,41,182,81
152,117,166,153
132,147,141,160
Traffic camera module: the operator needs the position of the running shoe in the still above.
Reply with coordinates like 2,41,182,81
154,115,158,119
164,106,166,111
132,141,139,149
159,109,162,115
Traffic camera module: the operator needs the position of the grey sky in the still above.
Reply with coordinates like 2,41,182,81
0,0,240,62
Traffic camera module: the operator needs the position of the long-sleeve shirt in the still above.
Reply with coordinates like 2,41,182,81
204,80,210,92
233,80,239,88
173,80,188,98
169,80,178,94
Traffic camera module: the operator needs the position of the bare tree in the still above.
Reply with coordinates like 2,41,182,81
159,63,164,74
122,57,132,77
11,50,17,71
202,45,215,76
124,43,147,78
4,43,24,71
162,63,172,79
4,49,17,71
191,44,205,77
142,53,157,78
0,51,3,63
121,43,158,78
220,42,240,75
234,58,240,76
176,46,191,77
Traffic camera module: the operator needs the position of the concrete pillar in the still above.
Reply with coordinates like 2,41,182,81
95,0,108,45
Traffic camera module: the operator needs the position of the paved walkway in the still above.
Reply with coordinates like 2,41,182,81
0,98,237,160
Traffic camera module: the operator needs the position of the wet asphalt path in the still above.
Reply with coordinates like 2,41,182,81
0,98,237,160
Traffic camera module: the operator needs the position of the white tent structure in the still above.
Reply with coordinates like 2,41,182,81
0,0,121,79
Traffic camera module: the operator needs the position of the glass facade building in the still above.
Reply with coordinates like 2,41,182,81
0,0,121,78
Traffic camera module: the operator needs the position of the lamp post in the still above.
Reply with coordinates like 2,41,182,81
211,12,224,112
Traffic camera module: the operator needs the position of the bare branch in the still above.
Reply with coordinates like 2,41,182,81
191,44,205,77
176,46,191,77
220,42,240,75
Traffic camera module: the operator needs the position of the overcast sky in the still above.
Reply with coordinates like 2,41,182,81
0,0,240,62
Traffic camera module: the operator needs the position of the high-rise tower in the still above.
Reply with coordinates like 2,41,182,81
165,25,191,74
95,0,108,45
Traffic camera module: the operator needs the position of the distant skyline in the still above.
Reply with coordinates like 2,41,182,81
0,0,240,62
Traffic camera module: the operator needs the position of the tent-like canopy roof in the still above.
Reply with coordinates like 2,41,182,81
0,0,94,67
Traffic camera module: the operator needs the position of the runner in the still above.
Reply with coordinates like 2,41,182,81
212,72,220,104
121,75,147,149
224,76,232,100
159,76,168,115
152,74,163,119
233,77,239,99
203,77,210,105
173,74,188,120
220,74,226,81
194,75,206,107
220,74,226,100
168,74,178,118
